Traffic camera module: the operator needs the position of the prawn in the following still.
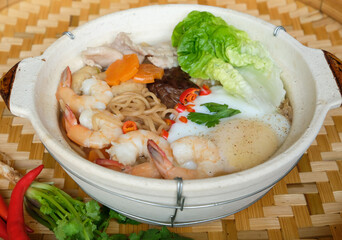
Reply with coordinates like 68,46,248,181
170,136,225,178
56,66,113,114
106,130,173,166
147,139,198,180
95,159,161,179
147,136,225,179
125,162,161,178
71,66,101,95
63,105,122,149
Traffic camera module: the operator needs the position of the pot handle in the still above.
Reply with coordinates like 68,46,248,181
0,57,45,118
0,61,19,110
323,50,342,96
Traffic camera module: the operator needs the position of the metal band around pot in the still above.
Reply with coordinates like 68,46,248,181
48,147,300,210
86,188,269,226
170,177,185,226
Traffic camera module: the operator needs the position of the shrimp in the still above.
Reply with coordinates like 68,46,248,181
170,136,226,178
56,66,113,114
147,139,198,180
124,162,161,178
146,136,225,179
63,105,122,149
106,129,173,166
95,158,161,179
71,66,100,94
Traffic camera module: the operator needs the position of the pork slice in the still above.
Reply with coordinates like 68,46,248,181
110,32,145,63
111,33,178,68
82,46,123,69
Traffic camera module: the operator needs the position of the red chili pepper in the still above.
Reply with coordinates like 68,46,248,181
174,103,187,113
161,129,169,140
7,164,44,240
186,104,195,112
122,121,137,134
179,88,200,105
0,217,7,240
0,195,8,221
0,195,33,234
179,116,188,123
165,119,175,126
199,84,212,96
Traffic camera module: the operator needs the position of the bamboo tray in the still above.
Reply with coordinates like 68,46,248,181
1,0,342,239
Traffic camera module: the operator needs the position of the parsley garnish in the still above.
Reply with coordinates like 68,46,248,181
187,102,240,127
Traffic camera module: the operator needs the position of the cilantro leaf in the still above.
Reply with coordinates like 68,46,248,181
187,102,240,128
187,112,218,125
200,102,228,112
86,200,102,221
26,183,192,240
109,209,140,225
128,227,192,240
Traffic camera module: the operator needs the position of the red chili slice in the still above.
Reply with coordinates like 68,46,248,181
199,84,211,96
186,104,195,112
165,119,176,126
179,116,188,123
161,129,169,140
122,121,138,134
179,88,200,105
174,103,187,113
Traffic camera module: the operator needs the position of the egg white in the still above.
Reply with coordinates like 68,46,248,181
167,85,290,145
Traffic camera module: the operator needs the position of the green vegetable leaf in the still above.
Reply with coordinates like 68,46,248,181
187,102,240,127
85,200,101,221
172,11,286,112
109,209,140,225
54,217,84,240
25,182,141,240
128,227,192,240
200,102,228,112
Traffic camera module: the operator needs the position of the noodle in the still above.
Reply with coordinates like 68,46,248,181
107,86,178,134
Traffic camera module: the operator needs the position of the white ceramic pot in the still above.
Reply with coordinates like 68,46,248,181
1,4,342,226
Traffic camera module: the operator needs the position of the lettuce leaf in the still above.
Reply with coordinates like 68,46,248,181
172,11,286,112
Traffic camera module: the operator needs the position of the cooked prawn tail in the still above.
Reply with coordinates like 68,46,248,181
56,66,72,106
60,66,72,88
147,139,173,178
64,104,78,131
148,139,199,180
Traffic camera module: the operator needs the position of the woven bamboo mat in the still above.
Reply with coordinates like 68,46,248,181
1,0,342,239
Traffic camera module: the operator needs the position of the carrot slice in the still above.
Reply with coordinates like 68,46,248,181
88,150,100,162
133,64,164,84
88,149,110,162
105,54,139,86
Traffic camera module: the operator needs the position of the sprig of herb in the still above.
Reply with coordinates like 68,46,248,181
187,102,240,127
128,226,192,240
24,182,140,240
25,182,191,240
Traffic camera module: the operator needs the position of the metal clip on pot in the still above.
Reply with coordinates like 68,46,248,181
273,26,286,36
170,177,185,227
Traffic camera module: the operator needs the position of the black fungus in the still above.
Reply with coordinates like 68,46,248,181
147,67,200,108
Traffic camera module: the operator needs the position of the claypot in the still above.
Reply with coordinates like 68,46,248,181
1,4,342,226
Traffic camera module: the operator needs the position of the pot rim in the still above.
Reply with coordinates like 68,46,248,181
24,4,341,194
